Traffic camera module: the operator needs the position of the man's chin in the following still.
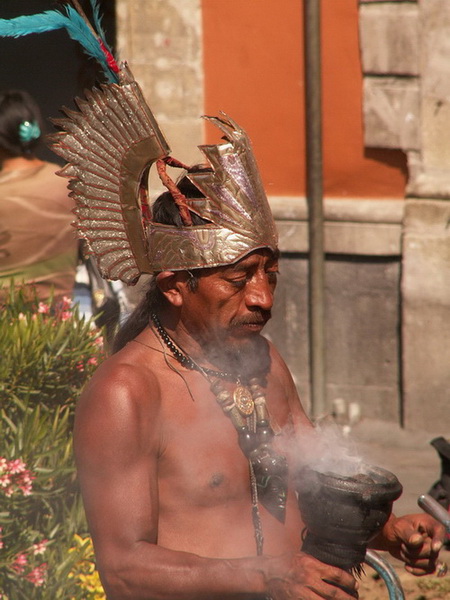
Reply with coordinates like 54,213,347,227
231,323,267,337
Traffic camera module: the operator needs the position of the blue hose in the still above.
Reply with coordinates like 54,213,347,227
364,550,405,600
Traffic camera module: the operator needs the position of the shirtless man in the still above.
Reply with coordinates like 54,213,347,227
73,174,445,600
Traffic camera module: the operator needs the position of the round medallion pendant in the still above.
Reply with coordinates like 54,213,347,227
233,385,254,416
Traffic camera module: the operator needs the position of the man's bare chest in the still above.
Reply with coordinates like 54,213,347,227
155,372,293,509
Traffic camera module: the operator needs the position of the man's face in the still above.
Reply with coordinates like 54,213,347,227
180,249,279,363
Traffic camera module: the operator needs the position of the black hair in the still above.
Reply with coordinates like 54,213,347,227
112,171,210,353
0,89,44,158
151,172,208,227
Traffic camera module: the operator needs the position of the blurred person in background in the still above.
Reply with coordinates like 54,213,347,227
0,89,78,301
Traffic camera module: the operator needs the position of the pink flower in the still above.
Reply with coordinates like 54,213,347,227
12,553,28,574
25,563,47,586
37,302,50,314
61,296,72,309
15,553,27,565
0,458,35,496
4,486,14,497
0,526,3,550
32,539,48,555
17,470,34,496
87,357,98,366
52,295,74,321
93,334,104,347
19,482,33,496
8,458,26,474
0,473,11,488
76,361,85,372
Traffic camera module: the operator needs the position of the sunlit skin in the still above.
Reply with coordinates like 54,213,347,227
74,249,445,600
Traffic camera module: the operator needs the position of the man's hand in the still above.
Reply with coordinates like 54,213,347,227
266,552,358,600
381,513,445,575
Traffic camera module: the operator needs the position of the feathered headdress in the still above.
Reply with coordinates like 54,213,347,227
0,1,278,285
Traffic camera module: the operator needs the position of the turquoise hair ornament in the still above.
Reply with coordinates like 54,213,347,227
19,120,41,143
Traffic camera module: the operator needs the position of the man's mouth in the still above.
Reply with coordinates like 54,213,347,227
231,313,271,333
241,321,265,331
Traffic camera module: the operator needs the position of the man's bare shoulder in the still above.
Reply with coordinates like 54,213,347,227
266,338,295,381
74,337,165,461
265,337,313,432
85,340,159,393
76,335,164,425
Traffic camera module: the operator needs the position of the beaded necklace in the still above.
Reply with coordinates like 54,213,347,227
150,314,289,554
151,313,234,379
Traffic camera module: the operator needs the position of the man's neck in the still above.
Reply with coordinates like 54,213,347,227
153,311,216,371
153,312,270,381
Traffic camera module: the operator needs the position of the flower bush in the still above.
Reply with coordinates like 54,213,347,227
68,535,106,600
0,289,103,412
0,285,106,599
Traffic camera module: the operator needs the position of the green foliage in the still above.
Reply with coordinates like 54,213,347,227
0,286,103,412
0,285,106,598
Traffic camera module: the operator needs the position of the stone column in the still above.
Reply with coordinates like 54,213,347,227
114,0,204,304
402,201,450,431
115,0,204,166
407,0,450,197
401,1,450,430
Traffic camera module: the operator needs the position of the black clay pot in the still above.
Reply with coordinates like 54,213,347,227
296,464,403,571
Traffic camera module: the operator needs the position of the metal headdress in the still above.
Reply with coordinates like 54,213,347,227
0,1,278,285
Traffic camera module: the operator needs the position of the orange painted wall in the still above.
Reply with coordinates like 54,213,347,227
201,0,407,198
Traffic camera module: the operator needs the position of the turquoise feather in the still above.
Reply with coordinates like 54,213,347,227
0,5,118,83
0,10,69,37
90,0,107,41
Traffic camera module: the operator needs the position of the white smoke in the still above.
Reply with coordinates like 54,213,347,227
282,422,367,478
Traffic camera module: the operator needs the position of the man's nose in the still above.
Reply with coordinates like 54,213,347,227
244,275,274,311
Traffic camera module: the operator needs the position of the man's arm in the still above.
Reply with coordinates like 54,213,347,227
74,357,357,600
267,343,446,579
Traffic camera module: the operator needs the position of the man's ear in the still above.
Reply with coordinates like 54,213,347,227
155,271,187,307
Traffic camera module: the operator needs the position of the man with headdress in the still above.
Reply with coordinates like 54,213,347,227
63,74,443,600
0,4,445,599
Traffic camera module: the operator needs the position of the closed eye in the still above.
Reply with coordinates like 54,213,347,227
226,277,247,289
267,270,279,284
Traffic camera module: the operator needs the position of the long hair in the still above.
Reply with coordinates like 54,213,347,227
112,171,210,353
0,90,44,158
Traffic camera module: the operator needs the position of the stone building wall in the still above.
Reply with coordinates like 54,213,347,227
264,197,404,423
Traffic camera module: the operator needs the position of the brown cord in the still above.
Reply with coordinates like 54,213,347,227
156,159,193,226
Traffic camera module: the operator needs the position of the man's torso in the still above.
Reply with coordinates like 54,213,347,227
100,326,306,559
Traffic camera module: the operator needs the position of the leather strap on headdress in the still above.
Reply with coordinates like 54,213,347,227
156,159,193,226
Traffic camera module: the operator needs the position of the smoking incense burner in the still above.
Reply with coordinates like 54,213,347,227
296,463,403,572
